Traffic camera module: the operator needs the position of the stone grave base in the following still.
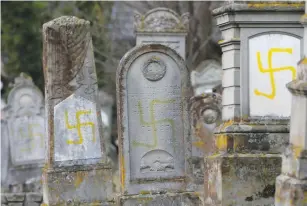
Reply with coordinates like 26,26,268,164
204,154,281,206
275,174,307,206
42,165,114,206
1,192,43,206
118,192,202,206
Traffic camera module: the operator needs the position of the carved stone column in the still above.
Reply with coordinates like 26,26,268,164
275,2,307,205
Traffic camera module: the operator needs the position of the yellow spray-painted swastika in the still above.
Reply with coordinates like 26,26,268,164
64,110,95,145
18,124,44,152
254,48,296,99
132,99,175,149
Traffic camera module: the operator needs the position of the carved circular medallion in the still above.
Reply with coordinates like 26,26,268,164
142,56,166,81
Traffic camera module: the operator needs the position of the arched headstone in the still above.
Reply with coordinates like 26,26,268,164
117,44,200,205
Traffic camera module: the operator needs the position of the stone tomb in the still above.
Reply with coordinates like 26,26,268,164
2,73,45,192
117,44,200,204
134,8,189,59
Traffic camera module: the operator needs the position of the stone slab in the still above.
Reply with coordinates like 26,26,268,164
204,154,281,206
43,166,113,205
249,33,301,118
119,192,201,206
54,94,102,163
5,194,25,202
9,115,45,165
25,193,42,202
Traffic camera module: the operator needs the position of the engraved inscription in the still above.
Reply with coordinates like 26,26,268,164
142,56,167,81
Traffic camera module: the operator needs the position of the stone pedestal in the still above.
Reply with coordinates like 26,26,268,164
275,5,307,204
205,2,305,205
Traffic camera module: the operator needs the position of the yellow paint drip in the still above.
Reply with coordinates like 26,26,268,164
303,191,307,203
301,58,307,65
293,145,303,158
248,3,304,9
193,141,205,148
221,120,234,130
216,135,228,150
74,172,84,188
120,154,125,191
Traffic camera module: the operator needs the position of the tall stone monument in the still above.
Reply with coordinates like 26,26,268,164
42,16,113,205
205,2,305,205
116,44,200,205
275,2,307,205
1,73,45,193
134,8,189,59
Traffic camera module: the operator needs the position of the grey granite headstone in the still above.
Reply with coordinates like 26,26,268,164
42,16,113,205
117,44,199,204
134,8,189,59
1,73,45,193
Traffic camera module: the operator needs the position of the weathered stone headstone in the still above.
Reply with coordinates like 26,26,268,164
42,16,113,205
204,2,305,205
1,73,45,192
189,93,222,191
134,8,189,59
190,59,222,95
275,2,307,205
116,44,200,205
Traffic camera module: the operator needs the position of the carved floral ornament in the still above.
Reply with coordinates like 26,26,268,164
134,8,189,33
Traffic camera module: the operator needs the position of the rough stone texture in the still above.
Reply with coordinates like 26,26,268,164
119,192,202,206
204,154,281,206
134,8,189,59
25,193,43,202
116,44,198,204
275,4,307,204
5,193,25,202
189,93,222,191
42,16,113,205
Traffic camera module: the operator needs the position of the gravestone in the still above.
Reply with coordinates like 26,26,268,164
1,73,45,192
275,2,307,205
190,59,222,95
189,93,222,191
116,44,201,205
204,2,305,205
42,16,113,205
134,8,189,59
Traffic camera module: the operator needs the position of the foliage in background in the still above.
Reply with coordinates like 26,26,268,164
1,1,113,98
1,1,50,98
